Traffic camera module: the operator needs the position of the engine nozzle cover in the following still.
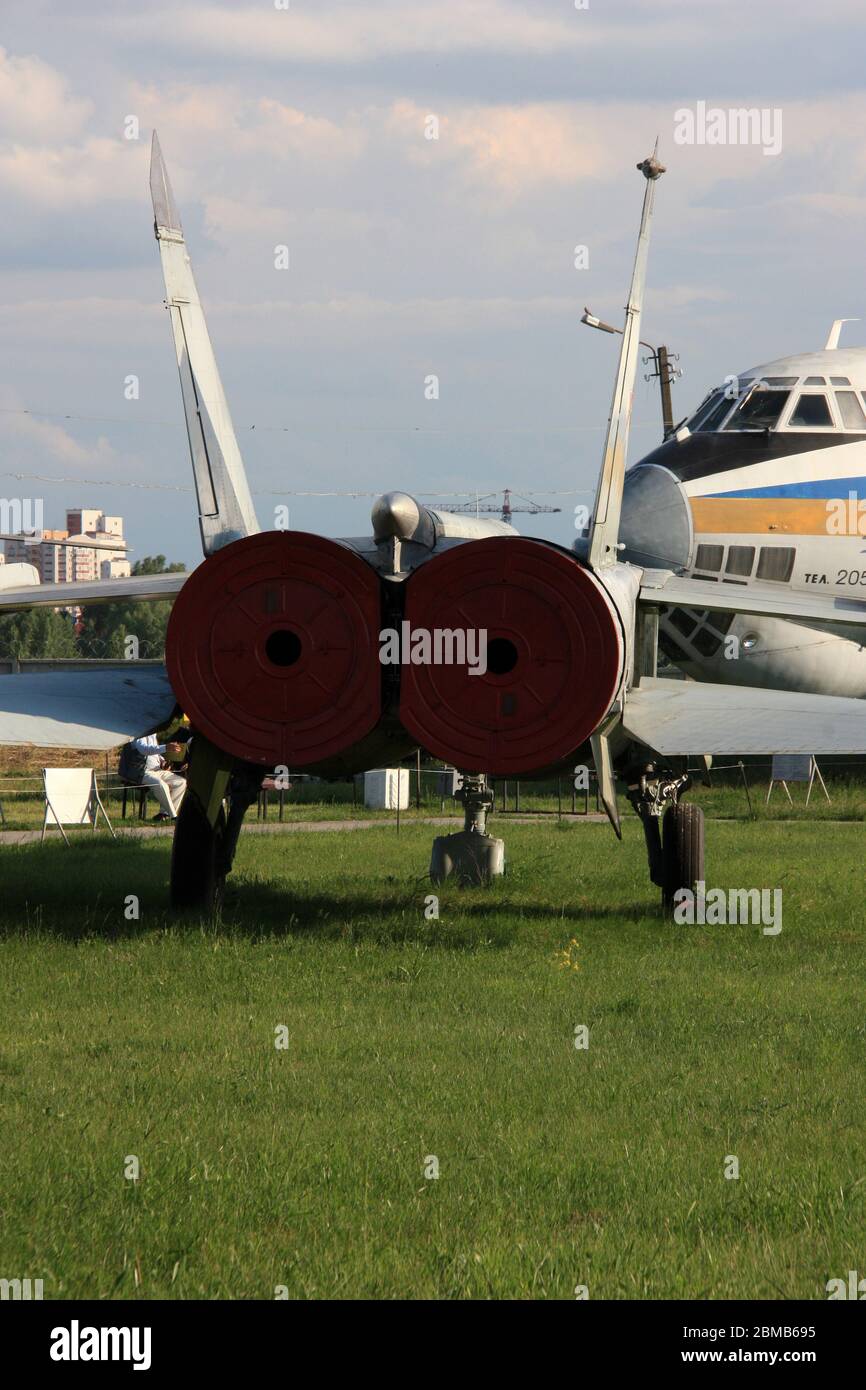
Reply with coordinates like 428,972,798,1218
399,536,624,774
166,531,382,766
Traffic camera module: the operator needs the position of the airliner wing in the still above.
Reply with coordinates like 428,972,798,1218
639,571,866,632
624,677,866,755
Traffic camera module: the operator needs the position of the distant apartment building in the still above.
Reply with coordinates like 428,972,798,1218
4,509,131,582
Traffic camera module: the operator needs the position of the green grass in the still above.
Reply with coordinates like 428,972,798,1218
0,818,864,1299
2,769,866,831
1,767,866,828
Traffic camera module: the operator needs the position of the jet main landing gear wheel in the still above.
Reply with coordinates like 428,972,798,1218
627,762,704,914
662,801,705,915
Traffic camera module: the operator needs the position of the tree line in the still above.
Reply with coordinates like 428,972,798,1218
0,556,186,660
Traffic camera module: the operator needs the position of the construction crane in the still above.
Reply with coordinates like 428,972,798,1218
447,489,562,525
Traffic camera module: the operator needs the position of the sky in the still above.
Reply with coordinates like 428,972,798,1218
1,0,865,569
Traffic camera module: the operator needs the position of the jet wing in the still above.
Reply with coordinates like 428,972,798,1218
0,571,188,612
639,571,866,631
623,677,866,755
0,667,176,748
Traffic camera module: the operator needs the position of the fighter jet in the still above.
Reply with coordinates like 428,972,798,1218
2,137,865,913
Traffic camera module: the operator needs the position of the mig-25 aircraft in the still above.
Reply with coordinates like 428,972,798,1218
1,137,865,911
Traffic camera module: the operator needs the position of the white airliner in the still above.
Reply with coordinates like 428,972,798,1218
619,328,866,697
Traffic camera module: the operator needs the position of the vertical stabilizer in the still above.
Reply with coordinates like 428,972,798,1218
150,132,259,554
587,149,665,570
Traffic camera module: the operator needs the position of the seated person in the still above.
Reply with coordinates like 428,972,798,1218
119,732,187,821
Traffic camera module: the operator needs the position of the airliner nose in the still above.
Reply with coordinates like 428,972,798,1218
618,464,692,570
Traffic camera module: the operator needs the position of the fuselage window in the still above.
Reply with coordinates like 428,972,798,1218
835,391,866,429
726,545,755,577
804,376,826,385
830,376,852,386
724,387,789,430
756,546,795,582
694,544,724,572
788,393,833,427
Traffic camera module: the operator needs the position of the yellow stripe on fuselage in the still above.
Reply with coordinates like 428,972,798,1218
690,497,833,536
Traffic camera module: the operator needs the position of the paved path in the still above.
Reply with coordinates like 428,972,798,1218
0,813,611,845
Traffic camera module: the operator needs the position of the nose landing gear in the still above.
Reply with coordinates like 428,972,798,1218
430,773,505,887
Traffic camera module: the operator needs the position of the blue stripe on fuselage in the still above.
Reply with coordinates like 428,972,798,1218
707,476,866,499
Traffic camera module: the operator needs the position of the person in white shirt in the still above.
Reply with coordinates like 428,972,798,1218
126,733,186,820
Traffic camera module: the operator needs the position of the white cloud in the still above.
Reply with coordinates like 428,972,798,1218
110,1,593,64
0,387,115,468
0,137,146,208
0,298,162,344
0,46,92,142
210,292,586,337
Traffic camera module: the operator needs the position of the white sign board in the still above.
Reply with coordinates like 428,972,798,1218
770,755,813,783
43,768,94,826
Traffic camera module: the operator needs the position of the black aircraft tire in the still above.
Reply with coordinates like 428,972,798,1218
662,802,705,915
169,795,228,912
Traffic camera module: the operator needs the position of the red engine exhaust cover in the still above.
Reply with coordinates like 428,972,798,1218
166,531,382,766
400,537,623,774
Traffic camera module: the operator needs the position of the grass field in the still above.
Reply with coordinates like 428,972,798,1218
2,765,866,830
1,815,864,1299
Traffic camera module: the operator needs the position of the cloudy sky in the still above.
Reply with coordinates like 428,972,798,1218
1,0,864,567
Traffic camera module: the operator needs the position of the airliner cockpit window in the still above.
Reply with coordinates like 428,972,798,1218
690,390,734,432
788,393,833,427
723,386,790,430
835,391,866,429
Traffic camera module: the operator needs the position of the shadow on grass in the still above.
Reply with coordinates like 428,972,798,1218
0,837,660,945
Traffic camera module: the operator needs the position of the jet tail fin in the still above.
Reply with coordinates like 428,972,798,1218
587,149,665,570
150,132,259,555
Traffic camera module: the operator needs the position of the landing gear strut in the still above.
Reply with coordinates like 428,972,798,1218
430,773,505,886
170,795,229,911
170,737,262,911
627,762,704,913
